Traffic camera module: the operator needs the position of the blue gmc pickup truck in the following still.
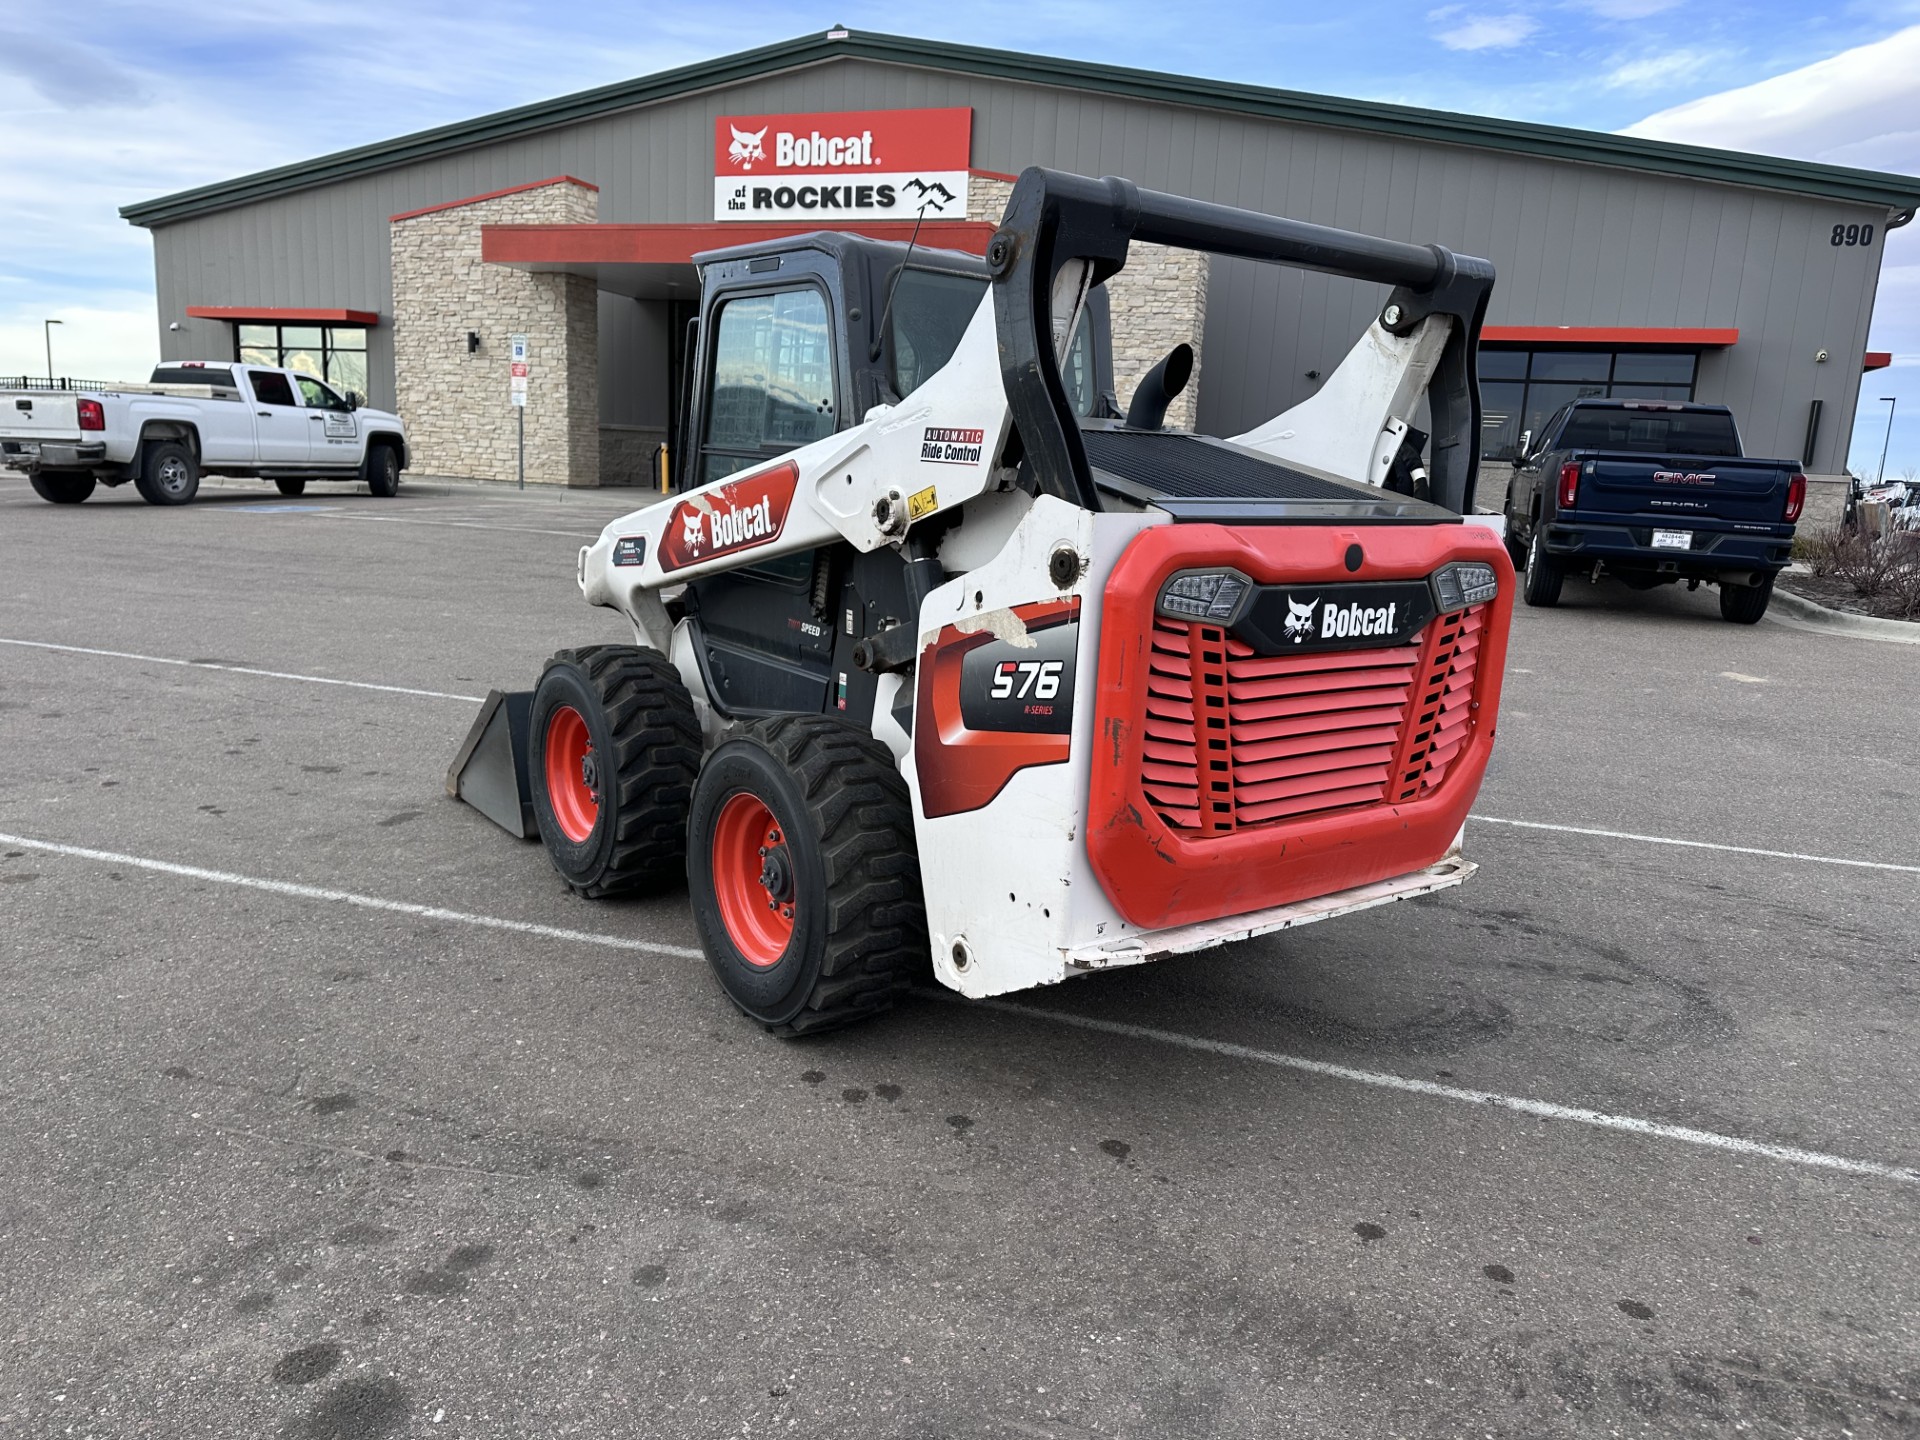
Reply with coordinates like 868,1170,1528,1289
1502,399,1805,623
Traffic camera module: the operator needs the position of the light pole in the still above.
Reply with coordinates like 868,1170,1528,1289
43,318,62,385
1877,395,1897,483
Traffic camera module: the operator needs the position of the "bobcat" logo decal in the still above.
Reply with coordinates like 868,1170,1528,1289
1283,596,1318,643
727,125,767,170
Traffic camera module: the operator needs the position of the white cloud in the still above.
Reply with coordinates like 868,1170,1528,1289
1600,48,1722,91
1624,25,1920,475
1622,23,1920,169
1574,0,1681,18
1432,10,1542,49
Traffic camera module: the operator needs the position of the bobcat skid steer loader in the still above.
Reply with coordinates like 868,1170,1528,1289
473,167,1514,1035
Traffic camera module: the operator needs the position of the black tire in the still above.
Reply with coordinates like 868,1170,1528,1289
134,440,199,506
1522,524,1563,608
365,443,400,497
29,471,95,505
275,478,307,497
1720,572,1774,624
529,645,701,897
687,715,928,1037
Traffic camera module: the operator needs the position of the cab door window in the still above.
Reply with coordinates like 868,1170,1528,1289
701,287,835,485
294,376,349,411
249,370,298,407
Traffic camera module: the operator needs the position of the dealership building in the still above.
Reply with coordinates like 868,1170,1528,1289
122,29,1919,493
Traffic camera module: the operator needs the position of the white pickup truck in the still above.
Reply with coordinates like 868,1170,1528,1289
2,362,408,506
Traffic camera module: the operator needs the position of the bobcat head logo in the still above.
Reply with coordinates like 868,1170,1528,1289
680,510,706,551
728,125,767,169
1283,596,1318,643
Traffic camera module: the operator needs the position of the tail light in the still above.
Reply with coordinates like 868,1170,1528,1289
77,398,105,431
1557,460,1580,509
1784,472,1807,523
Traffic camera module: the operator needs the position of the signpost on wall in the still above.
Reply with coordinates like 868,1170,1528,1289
509,334,528,490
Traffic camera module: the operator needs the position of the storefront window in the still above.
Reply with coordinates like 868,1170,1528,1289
1479,348,1699,460
231,323,369,396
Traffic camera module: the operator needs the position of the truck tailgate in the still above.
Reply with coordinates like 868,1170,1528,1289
1,392,81,442
1579,453,1793,526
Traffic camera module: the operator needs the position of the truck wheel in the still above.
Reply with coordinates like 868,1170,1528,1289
29,471,95,505
687,716,928,1037
135,441,200,506
275,478,307,497
529,646,701,897
1719,573,1774,624
1522,525,1563,608
365,444,400,498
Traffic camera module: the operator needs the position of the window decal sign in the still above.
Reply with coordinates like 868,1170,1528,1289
713,108,971,223
657,463,799,571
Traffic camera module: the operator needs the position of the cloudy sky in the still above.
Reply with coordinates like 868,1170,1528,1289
1,0,1916,473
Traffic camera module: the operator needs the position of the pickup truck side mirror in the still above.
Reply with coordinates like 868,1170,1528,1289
347,392,362,411
1515,429,1531,459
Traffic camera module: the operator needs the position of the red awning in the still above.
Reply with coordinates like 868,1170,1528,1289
480,221,999,300
1865,351,1893,372
483,220,997,265
1481,325,1738,347
187,306,379,325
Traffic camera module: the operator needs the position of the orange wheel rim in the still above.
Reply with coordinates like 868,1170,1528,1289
544,704,599,843
711,793,795,967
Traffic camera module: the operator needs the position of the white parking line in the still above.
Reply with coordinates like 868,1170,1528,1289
941,996,1920,1187
3,828,1913,1188
0,832,702,959
1471,815,1920,875
6,635,1914,876
298,513,602,539
0,638,482,704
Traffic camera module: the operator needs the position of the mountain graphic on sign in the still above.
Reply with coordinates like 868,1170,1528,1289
904,178,957,209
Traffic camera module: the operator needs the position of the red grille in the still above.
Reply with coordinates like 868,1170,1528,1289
1145,605,1487,834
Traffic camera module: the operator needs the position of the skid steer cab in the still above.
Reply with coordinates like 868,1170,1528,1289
451,167,1513,1036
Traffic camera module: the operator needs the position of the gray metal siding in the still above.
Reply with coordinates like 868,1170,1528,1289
149,54,1892,470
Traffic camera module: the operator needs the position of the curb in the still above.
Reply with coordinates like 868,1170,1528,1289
1768,584,1920,645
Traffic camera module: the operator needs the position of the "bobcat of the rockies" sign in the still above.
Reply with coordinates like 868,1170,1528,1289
713,108,971,224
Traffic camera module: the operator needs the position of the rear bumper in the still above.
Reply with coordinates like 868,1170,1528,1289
1,440,108,471
1065,855,1473,970
1542,520,1793,578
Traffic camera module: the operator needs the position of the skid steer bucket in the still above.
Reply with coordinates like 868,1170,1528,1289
445,689,538,839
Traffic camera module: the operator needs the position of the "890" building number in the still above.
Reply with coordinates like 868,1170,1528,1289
1832,223,1876,247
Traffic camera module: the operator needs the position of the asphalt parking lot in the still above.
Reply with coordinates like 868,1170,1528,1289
2,476,1916,1439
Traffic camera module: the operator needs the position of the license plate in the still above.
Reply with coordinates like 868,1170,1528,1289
1651,529,1692,550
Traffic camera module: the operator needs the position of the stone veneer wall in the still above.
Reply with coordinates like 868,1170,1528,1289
967,176,1209,431
600,423,668,488
391,180,600,486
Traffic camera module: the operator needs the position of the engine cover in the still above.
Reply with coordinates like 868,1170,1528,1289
1086,522,1514,929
